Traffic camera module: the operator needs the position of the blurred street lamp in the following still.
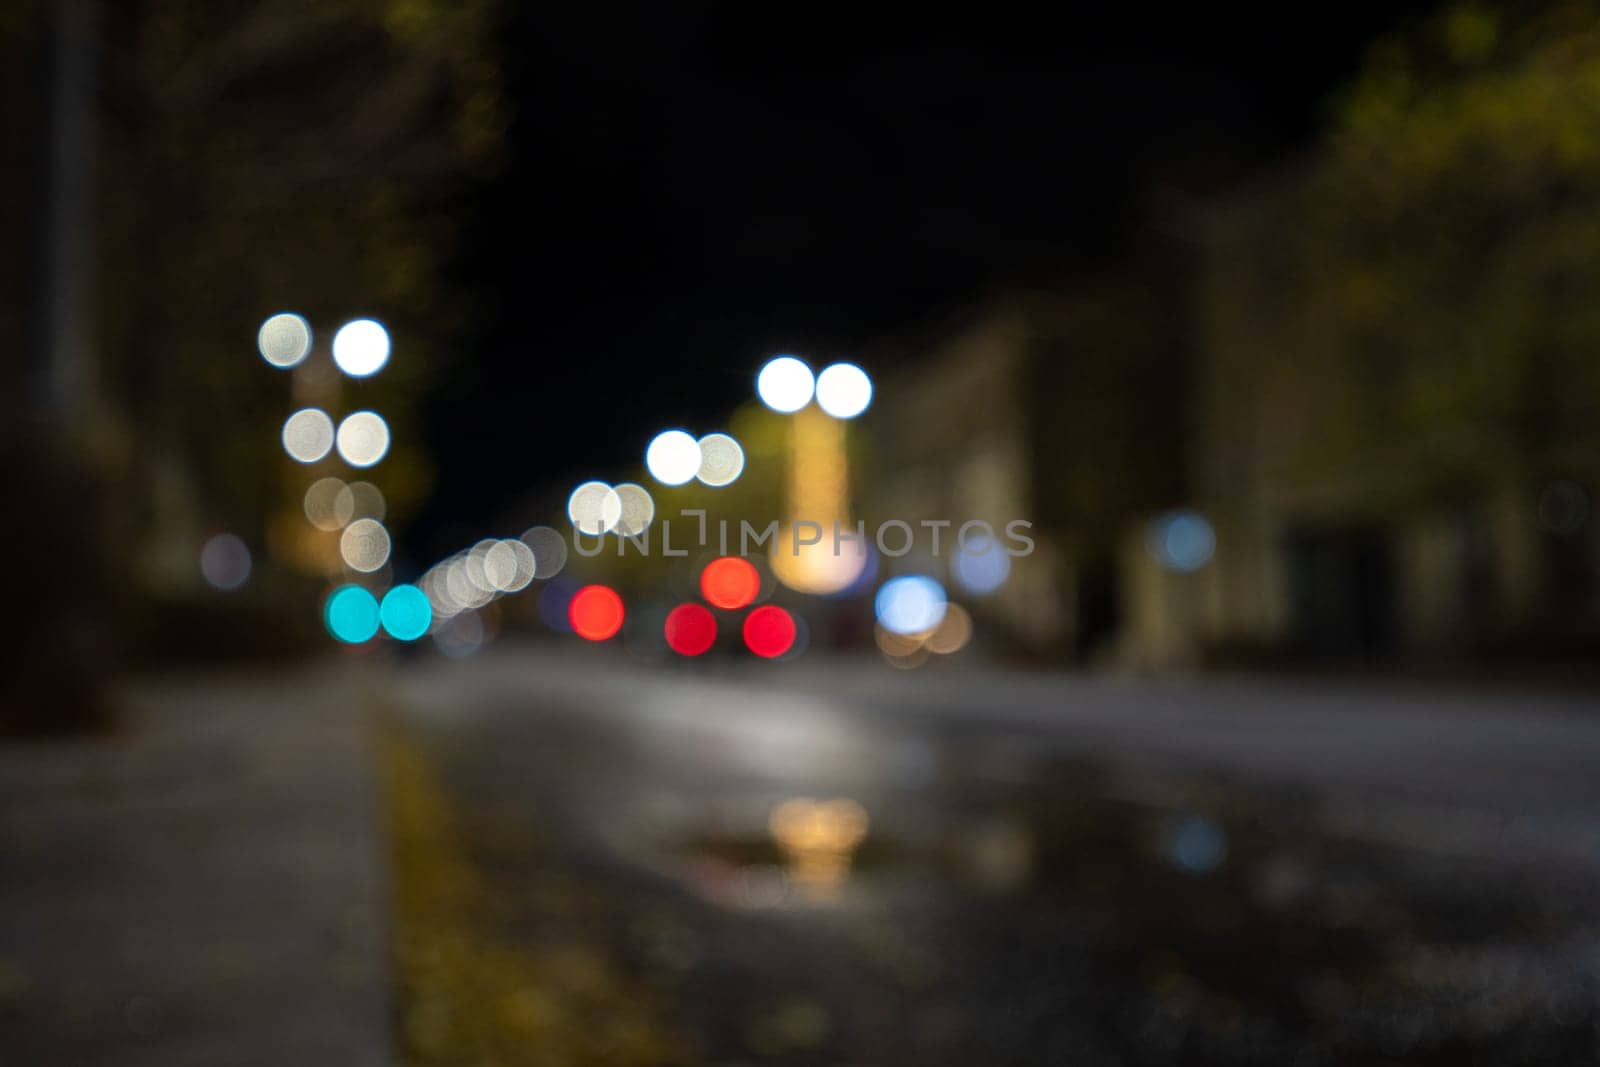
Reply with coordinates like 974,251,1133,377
331,318,390,378
753,355,873,595
257,313,312,369
644,429,701,486
756,355,815,413
815,362,873,419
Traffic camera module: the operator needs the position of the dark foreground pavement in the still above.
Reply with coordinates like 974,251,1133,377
0,666,393,1067
393,643,1600,1066
5,646,1600,1066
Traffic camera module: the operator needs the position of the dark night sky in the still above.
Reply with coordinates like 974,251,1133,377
419,3,1440,550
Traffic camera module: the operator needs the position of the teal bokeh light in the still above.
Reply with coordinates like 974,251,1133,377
325,584,380,643
380,584,432,641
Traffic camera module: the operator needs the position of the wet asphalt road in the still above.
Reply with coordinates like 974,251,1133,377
393,644,1600,1065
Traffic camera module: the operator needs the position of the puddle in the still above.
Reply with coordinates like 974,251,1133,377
642,761,1600,1063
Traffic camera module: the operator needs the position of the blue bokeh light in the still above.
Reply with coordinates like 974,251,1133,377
952,533,1011,596
325,584,380,644
1148,510,1216,573
538,576,580,633
380,584,432,641
1164,814,1228,874
875,575,948,635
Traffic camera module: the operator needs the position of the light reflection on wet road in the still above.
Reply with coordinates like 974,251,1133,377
393,644,1600,1064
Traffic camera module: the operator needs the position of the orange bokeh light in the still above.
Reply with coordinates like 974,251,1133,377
700,556,760,610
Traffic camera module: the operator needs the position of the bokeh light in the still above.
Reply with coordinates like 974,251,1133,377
481,540,516,591
419,566,453,618
700,556,761,610
645,430,701,486
538,576,579,631
505,538,538,591
347,480,386,521
874,623,926,658
768,407,864,595
380,584,433,641
282,408,335,463
567,481,622,535
303,477,355,531
257,312,312,369
331,318,390,377
521,525,568,578
569,584,625,641
1147,510,1216,573
339,518,391,572
769,797,868,889
756,356,815,413
952,533,1011,595
324,584,380,643
612,482,656,536
335,411,390,468
443,555,486,612
924,602,973,654
457,540,489,593
483,538,536,592
199,533,251,591
814,362,872,419
1165,814,1228,874
664,603,717,656
695,432,745,486
743,605,797,658
875,575,947,635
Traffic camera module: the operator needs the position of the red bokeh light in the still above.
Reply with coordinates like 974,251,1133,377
700,556,760,610
664,603,717,656
742,605,796,659
569,584,624,641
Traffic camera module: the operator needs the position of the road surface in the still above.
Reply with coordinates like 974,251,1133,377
390,643,1600,1065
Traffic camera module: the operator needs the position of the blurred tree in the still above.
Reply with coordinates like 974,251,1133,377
1,0,507,730
95,0,507,585
1292,1,1600,505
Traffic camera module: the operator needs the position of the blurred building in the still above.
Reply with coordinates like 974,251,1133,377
872,177,1600,670
1181,170,1600,668
870,279,1186,660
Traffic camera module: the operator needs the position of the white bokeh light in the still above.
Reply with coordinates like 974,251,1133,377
346,480,386,521
695,432,745,486
257,313,312,369
282,408,335,463
331,319,390,378
340,518,391,573
815,362,873,419
756,356,815,413
483,539,536,593
303,477,355,531
335,411,391,468
568,481,623,535
612,482,656,536
645,430,702,486
520,525,568,578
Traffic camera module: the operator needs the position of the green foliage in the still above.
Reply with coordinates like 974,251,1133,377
1292,1,1600,500
96,0,507,534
